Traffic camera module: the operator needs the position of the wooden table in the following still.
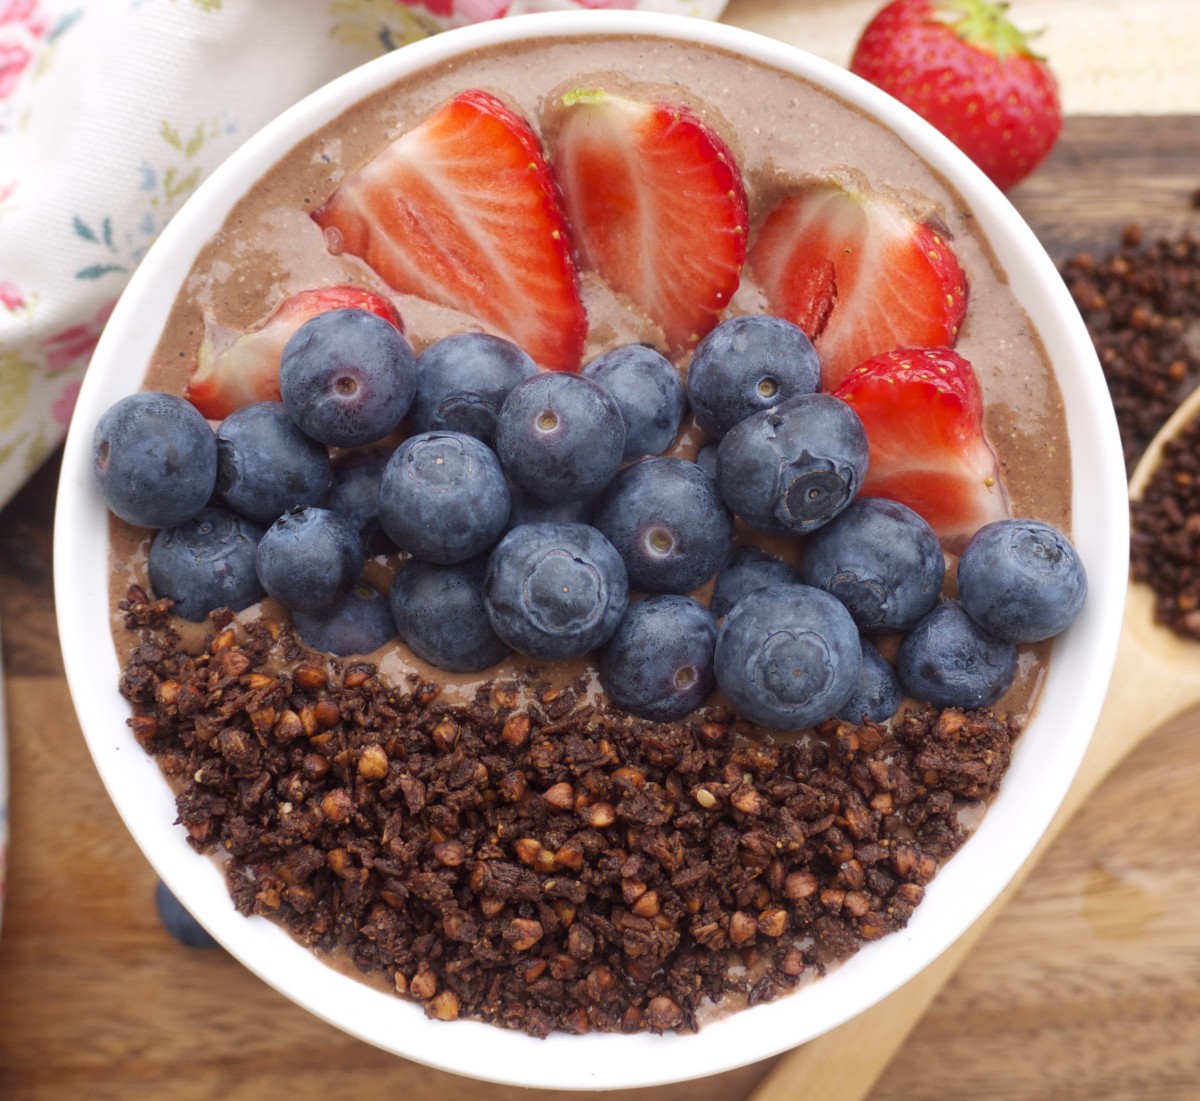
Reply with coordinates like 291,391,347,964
2,108,1199,1101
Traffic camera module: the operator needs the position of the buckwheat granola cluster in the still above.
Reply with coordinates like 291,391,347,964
1062,223,1200,640
1061,226,1200,468
118,585,1014,1036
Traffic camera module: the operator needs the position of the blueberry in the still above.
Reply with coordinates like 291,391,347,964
215,401,331,524
409,332,538,447
155,880,219,950
714,583,861,731
293,580,397,656
147,506,266,621
389,556,511,673
837,637,902,725
280,308,417,447
592,457,732,594
495,372,626,503
717,392,868,534
581,343,685,460
326,446,393,546
92,391,216,529
709,546,801,619
800,498,945,633
599,595,717,722
378,431,510,564
255,506,363,612
896,600,1018,710
505,484,593,532
484,522,628,661
685,315,821,439
957,518,1088,642
695,442,719,481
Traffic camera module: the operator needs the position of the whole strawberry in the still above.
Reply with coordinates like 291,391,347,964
850,0,1061,190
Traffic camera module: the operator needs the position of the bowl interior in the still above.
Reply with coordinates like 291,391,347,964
53,10,1127,1090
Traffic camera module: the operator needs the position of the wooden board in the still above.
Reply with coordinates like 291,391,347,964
1,115,1199,1101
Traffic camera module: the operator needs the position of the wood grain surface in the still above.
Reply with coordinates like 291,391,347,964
1,114,1199,1101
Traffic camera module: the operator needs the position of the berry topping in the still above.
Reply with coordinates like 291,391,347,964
312,89,586,372
255,506,364,614
685,315,821,439
592,456,733,595
747,182,968,389
714,583,862,731
800,497,946,633
716,392,869,535
390,557,512,674
837,637,903,725
214,401,331,525
581,343,686,461
956,517,1087,641
409,332,538,448
293,581,398,657
896,599,1017,709
495,371,626,504
709,546,801,620
833,346,1008,553
550,88,748,353
186,284,403,420
325,447,393,547
483,522,629,661
147,506,265,622
851,0,1062,191
504,485,593,533
279,307,417,448
378,431,511,565
599,595,717,723
92,391,217,530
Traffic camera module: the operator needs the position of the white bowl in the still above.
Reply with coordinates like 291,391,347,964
54,10,1127,1090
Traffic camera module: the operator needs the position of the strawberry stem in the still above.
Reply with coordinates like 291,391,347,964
561,88,610,107
934,0,1043,61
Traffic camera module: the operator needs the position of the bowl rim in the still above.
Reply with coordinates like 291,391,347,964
54,8,1128,1089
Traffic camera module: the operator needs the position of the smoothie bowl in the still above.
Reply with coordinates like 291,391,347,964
54,10,1126,1089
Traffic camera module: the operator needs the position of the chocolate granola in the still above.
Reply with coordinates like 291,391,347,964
1130,409,1200,641
1062,223,1200,640
1061,226,1200,469
118,584,1015,1036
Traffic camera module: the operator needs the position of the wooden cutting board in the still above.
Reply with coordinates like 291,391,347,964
1,115,1198,1101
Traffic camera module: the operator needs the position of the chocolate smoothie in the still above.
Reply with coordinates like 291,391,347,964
109,32,1072,1034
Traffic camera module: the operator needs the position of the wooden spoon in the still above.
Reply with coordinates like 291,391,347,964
746,386,1200,1101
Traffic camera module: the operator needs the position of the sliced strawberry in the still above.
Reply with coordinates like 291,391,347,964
747,182,968,390
833,346,1009,553
312,89,586,372
549,88,748,354
185,284,403,420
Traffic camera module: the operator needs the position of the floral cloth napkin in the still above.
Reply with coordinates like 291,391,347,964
0,0,725,514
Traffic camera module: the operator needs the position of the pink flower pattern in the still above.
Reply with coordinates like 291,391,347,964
0,279,23,310
0,0,46,102
41,296,116,373
51,376,81,426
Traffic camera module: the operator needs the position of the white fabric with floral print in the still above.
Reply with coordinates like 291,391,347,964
0,0,724,512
